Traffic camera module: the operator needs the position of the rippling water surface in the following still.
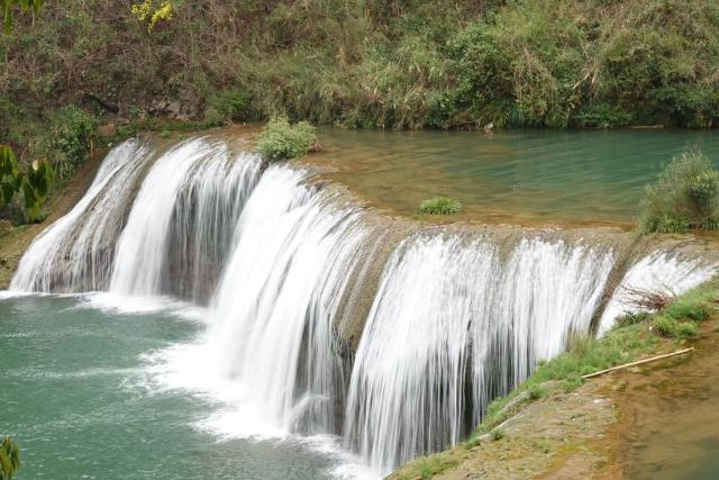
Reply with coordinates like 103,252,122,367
313,128,719,226
0,296,341,480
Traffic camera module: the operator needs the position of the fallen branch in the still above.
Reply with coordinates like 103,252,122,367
581,347,695,379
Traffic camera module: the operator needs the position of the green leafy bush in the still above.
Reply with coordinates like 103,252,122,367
420,197,462,215
640,150,719,233
21,159,54,222
256,117,317,161
0,146,54,223
0,146,22,207
527,384,545,400
490,428,506,441
36,105,98,179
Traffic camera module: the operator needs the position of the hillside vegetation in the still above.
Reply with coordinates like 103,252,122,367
2,1,719,168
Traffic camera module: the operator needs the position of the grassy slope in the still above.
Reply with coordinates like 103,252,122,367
391,279,719,479
2,0,719,150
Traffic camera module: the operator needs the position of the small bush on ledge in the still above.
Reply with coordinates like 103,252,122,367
256,117,317,161
640,149,719,233
420,197,462,215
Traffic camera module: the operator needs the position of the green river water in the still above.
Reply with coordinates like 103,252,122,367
316,128,719,226
0,296,339,479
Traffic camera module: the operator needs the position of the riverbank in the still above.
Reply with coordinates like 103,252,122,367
2,0,718,165
390,280,719,479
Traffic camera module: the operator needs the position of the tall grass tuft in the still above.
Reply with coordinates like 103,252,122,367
420,197,462,215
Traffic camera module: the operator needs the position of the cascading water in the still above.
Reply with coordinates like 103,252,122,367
210,165,372,434
110,138,261,299
10,139,154,292
8,134,719,479
472,237,614,412
598,251,718,334
344,234,614,474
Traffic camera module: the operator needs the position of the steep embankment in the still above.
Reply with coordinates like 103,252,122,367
0,151,102,288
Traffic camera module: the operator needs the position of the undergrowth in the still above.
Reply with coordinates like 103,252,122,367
3,0,719,143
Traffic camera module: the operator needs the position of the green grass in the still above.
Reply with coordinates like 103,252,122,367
676,322,699,338
391,453,460,480
652,315,679,337
420,197,462,215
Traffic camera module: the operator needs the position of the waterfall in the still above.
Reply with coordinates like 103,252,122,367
344,234,614,474
10,139,153,292
598,251,718,334
210,165,372,434
8,134,719,478
109,138,260,299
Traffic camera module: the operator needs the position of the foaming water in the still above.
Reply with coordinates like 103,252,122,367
210,165,371,435
599,252,718,334
345,234,614,474
11,139,153,292
110,138,260,299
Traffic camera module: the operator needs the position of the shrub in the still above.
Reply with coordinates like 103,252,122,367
527,384,545,400
21,159,55,223
640,150,719,233
34,105,98,180
0,146,22,207
676,322,698,338
0,146,54,223
652,316,678,337
490,428,506,441
420,197,462,215
256,117,317,161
